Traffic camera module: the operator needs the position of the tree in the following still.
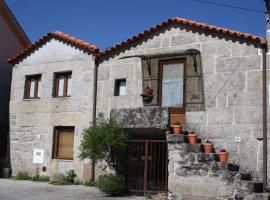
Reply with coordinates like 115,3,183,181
79,113,128,179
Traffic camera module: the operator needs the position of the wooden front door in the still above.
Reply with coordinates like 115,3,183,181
158,59,186,117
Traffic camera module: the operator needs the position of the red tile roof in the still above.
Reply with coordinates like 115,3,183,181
8,17,266,64
99,17,266,57
7,31,99,64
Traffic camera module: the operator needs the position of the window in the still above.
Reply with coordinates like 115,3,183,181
158,59,186,113
53,126,74,160
114,79,126,96
53,72,72,97
24,75,41,99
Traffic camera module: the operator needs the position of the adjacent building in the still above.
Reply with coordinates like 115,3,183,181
7,16,270,198
0,0,30,167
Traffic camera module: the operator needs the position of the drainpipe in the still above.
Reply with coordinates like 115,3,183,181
91,55,99,181
262,44,270,191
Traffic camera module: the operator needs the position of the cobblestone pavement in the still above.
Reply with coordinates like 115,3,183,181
0,179,141,200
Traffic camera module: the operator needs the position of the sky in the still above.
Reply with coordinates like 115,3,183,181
5,0,266,50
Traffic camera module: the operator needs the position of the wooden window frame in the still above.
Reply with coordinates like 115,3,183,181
114,79,126,96
158,59,186,114
24,75,41,99
53,72,72,98
52,126,75,160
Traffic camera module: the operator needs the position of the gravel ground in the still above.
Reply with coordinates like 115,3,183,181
0,179,141,200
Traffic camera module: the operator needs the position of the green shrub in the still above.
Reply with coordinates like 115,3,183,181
51,170,77,185
83,180,96,187
13,171,49,182
95,174,125,196
13,171,32,180
35,175,49,182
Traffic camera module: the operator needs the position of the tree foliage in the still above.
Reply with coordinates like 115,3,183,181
79,113,128,170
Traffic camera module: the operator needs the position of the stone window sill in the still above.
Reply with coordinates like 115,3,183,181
51,159,73,162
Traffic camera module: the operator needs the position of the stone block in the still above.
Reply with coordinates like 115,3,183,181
228,91,262,106
185,111,207,124
207,107,233,124
110,63,134,79
110,106,169,128
201,55,215,74
246,71,262,91
139,37,161,49
204,72,245,92
98,64,110,80
168,175,234,198
231,43,259,57
175,163,208,176
198,153,216,162
201,41,231,57
161,36,170,48
239,138,259,171
185,143,202,153
171,33,199,46
234,106,261,124
216,56,261,72
167,134,185,143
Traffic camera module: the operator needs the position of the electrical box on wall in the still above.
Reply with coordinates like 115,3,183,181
33,149,44,164
235,137,241,143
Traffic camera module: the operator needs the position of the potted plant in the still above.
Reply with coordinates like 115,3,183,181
143,86,153,95
218,149,229,163
203,137,214,153
171,119,183,135
2,158,11,178
141,86,154,104
188,131,198,144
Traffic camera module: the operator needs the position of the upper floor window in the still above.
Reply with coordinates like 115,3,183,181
53,72,72,97
114,79,126,96
24,75,41,99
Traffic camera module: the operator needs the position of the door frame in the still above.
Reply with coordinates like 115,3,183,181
158,59,186,114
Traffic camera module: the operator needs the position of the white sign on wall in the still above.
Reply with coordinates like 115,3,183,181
33,149,44,164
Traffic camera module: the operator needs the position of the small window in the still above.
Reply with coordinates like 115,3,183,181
24,75,41,99
53,72,72,97
114,79,126,96
53,126,74,160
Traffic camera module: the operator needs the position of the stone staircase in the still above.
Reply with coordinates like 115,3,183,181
166,130,269,200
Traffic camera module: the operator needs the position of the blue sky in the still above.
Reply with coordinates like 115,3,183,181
6,0,266,50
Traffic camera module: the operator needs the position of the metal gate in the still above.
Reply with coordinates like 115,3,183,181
126,140,168,193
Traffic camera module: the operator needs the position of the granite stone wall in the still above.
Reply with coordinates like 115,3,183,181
97,23,265,176
167,134,261,199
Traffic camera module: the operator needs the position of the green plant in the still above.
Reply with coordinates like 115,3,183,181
37,175,50,182
65,170,76,184
51,170,77,185
95,174,125,196
79,113,128,173
145,192,153,199
175,119,181,125
83,180,96,187
74,179,83,185
13,171,32,180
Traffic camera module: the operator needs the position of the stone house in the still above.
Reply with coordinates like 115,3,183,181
0,0,30,168
7,17,270,198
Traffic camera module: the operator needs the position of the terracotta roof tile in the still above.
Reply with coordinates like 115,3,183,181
99,17,266,57
7,31,99,64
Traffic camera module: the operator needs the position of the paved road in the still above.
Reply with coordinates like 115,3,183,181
0,179,141,200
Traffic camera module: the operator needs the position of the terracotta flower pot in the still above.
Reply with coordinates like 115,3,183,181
144,87,153,95
219,151,229,163
188,133,198,144
203,143,214,153
171,125,183,135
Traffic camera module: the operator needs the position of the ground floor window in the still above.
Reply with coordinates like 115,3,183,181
53,126,75,160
